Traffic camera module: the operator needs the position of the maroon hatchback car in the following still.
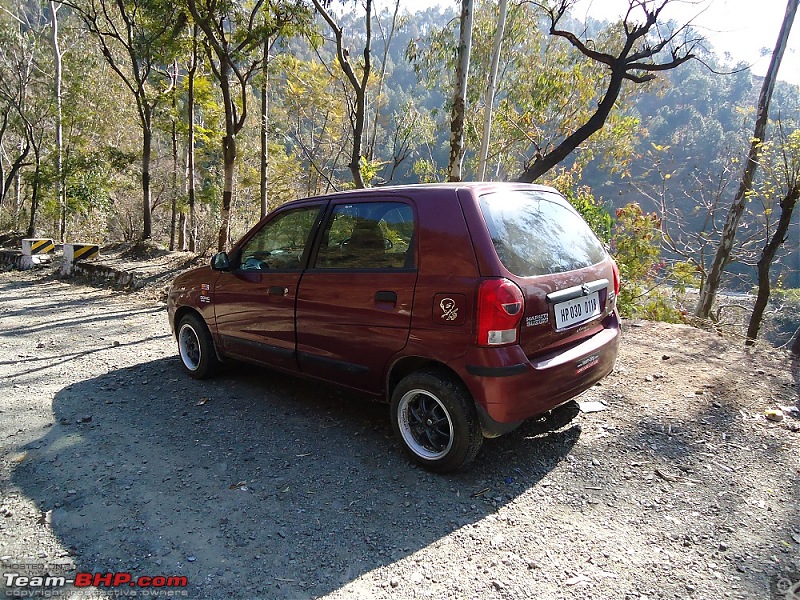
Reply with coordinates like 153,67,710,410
167,182,620,472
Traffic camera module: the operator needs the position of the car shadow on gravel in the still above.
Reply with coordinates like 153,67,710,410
11,359,580,599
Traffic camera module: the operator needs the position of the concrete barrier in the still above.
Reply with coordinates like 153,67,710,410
0,250,26,270
70,261,141,289
21,238,55,256
63,243,100,263
60,243,99,276
19,238,56,268
5,240,140,288
1,249,56,270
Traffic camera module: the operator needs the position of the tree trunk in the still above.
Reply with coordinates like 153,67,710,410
350,83,367,189
187,146,196,252
1,127,30,206
478,0,507,181
519,67,626,182
448,0,474,182
0,113,6,207
170,63,179,251
142,112,153,240
50,0,66,242
217,60,236,251
170,122,178,250
218,134,236,251
26,150,41,237
187,25,198,252
696,0,798,319
312,0,371,188
745,185,799,345
13,144,22,230
260,35,270,218
178,211,187,251
348,0,371,188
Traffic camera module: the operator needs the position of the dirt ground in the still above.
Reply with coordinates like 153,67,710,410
0,258,798,600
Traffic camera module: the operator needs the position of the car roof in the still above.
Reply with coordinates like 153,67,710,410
280,181,561,208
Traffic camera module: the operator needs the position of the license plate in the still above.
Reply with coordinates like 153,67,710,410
554,292,601,329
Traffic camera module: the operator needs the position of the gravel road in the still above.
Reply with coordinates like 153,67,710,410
0,266,798,599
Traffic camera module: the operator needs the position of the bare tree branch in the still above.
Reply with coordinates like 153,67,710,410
518,0,696,182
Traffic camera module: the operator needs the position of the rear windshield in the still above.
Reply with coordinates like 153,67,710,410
479,190,607,277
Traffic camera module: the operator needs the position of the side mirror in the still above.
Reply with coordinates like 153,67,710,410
211,251,230,271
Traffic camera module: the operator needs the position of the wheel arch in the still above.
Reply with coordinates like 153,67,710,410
387,355,523,440
173,306,200,338
387,356,466,401
174,307,224,363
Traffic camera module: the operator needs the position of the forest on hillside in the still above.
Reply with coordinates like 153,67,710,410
0,0,798,329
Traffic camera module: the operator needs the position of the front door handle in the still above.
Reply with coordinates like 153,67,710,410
375,290,397,304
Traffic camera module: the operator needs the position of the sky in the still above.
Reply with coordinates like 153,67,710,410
395,0,800,86
572,0,800,85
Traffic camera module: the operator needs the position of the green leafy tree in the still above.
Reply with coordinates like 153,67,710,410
365,1,403,166
408,0,643,183
612,203,683,321
273,53,347,195
547,167,612,242
35,15,140,241
697,0,798,319
384,100,436,183
746,126,800,345
0,3,40,217
517,0,697,183
63,0,186,240
311,0,374,189
185,0,311,250
0,1,58,237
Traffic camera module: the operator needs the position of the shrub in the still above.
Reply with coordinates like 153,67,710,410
611,202,684,322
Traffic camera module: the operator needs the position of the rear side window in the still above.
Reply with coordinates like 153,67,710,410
479,190,606,277
314,201,415,270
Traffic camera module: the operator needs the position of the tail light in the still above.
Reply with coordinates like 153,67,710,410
610,259,620,311
477,278,525,346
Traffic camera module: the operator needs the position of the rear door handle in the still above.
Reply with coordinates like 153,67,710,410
269,286,289,296
375,291,397,304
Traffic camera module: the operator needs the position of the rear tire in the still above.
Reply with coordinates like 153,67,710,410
390,369,483,473
177,313,220,379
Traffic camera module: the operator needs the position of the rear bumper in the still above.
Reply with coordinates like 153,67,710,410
457,312,620,433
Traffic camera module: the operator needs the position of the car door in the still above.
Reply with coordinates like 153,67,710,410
295,198,418,392
213,202,324,371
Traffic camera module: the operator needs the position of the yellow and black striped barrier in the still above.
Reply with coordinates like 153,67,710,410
64,243,100,263
21,238,55,256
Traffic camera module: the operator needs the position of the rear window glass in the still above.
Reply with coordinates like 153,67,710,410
479,190,607,277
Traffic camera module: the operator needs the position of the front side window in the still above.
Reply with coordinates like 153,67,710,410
314,202,415,270
480,190,607,277
238,206,320,271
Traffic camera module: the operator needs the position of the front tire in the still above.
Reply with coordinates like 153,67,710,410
177,313,220,379
390,369,483,473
